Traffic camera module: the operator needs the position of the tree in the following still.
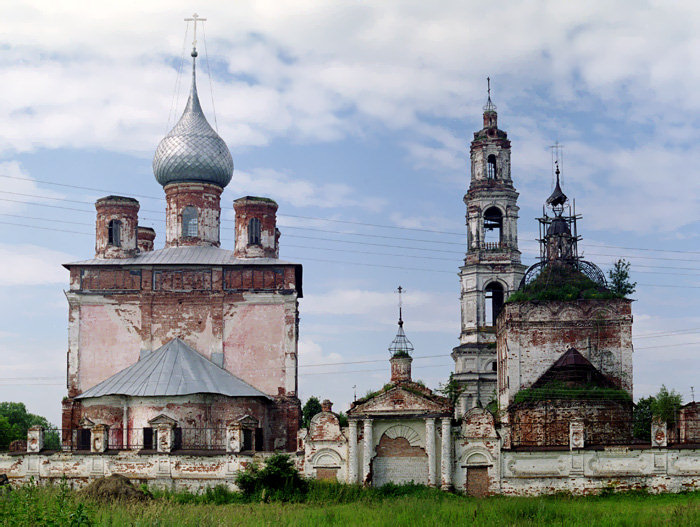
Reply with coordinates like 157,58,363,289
633,396,654,440
337,412,349,427
608,259,636,297
437,373,463,404
301,396,323,429
0,402,56,450
651,385,682,426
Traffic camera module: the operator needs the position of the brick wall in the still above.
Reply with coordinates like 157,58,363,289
509,400,633,448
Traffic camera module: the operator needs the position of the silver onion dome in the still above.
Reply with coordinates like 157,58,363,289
153,52,233,188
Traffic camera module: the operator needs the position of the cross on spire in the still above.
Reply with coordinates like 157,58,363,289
396,285,404,326
185,13,207,55
483,76,497,112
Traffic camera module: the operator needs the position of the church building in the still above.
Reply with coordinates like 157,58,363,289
60,43,303,453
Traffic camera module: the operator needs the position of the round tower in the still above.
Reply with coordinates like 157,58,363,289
152,46,233,248
233,196,280,259
94,196,139,259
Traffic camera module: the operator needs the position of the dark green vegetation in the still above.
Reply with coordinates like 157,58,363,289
651,385,683,426
0,402,59,451
301,397,322,428
234,454,308,501
634,396,654,441
608,259,637,297
1,479,698,526
390,349,411,358
513,381,632,404
507,264,620,303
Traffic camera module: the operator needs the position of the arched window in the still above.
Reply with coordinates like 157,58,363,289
182,206,198,237
485,282,504,326
487,154,497,179
108,220,121,247
483,207,503,246
248,218,261,245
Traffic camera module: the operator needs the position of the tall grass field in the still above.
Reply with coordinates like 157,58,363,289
0,480,698,526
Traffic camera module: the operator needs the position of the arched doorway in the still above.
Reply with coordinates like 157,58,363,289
372,425,428,486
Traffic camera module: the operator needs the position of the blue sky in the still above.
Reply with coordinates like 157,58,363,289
1,1,699,426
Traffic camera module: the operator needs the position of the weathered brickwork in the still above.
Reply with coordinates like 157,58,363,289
94,196,139,259
497,299,634,412
233,197,279,259
509,400,634,448
164,182,223,247
679,403,700,444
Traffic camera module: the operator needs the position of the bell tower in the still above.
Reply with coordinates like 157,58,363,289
451,81,526,414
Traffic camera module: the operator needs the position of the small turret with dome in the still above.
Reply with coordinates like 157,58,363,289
153,19,233,248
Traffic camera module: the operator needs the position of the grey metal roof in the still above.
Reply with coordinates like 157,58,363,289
65,245,297,267
76,338,270,400
153,55,234,188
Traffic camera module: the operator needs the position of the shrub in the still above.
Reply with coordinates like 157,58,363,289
234,453,308,501
651,385,682,426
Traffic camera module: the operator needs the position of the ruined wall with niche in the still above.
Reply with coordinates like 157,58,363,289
497,299,634,411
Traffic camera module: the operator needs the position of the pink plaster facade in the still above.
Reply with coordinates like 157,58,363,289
63,193,303,452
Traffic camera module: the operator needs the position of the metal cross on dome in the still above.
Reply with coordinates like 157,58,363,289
185,13,207,52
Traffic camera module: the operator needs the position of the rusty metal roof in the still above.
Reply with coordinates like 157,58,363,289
64,246,297,267
76,338,270,400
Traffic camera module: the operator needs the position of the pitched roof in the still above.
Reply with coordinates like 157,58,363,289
530,347,617,389
76,338,270,400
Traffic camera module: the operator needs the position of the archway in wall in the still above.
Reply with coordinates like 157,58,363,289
372,425,428,486
483,207,503,247
485,282,505,326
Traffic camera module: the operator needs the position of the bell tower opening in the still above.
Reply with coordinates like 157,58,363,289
483,206,503,247
487,155,497,179
485,282,504,326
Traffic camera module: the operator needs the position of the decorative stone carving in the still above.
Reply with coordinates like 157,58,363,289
652,419,667,448
91,424,109,453
27,426,44,453
570,420,584,450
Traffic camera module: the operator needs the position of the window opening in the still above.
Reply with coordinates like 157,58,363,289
487,155,497,179
255,427,264,451
108,220,121,247
485,282,504,326
182,206,198,237
242,429,254,451
491,361,498,372
143,428,154,450
77,429,91,451
248,218,261,245
483,207,503,247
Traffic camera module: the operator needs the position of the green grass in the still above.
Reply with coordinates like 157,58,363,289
513,381,632,403
1,480,698,526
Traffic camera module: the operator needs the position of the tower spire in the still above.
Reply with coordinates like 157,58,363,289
389,286,414,357
483,76,497,112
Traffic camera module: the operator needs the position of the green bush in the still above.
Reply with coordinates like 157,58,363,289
507,264,620,304
234,453,308,501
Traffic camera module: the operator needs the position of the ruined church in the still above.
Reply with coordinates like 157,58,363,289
1,29,698,495
61,45,303,453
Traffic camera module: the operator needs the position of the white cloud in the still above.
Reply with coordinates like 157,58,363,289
302,288,457,333
0,243,72,286
0,161,65,213
227,169,386,211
